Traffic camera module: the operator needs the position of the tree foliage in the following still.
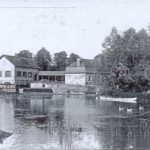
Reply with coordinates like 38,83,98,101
67,53,80,66
34,47,51,71
54,51,67,71
95,27,150,92
15,50,33,58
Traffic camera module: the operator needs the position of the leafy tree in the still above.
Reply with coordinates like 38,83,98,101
34,47,51,71
67,53,80,65
102,27,150,72
102,27,124,70
15,50,33,58
96,26,150,92
54,51,67,71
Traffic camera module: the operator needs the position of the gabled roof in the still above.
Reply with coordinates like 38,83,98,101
1,55,39,69
66,59,95,73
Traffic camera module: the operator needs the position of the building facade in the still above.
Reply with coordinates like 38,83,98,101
38,71,65,82
65,58,95,85
0,55,39,86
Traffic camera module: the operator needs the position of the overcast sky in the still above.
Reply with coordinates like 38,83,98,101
0,0,150,59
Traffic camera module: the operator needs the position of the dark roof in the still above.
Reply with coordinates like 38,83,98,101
1,55,39,69
66,59,95,73
39,71,65,76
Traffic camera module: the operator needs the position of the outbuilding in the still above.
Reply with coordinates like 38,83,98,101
65,58,95,85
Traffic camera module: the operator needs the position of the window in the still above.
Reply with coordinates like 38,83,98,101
0,71,2,77
17,71,21,77
28,72,32,78
23,72,27,77
5,71,11,77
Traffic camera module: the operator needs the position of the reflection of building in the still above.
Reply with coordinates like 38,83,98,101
30,97,51,115
0,55,39,86
15,96,52,115
65,58,95,85
0,100,14,133
15,98,30,110
39,71,65,82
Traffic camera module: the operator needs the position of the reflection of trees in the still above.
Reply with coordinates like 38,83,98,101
14,96,54,115
85,96,96,105
135,119,150,149
94,116,150,149
47,96,85,149
94,118,128,149
47,109,65,148
49,95,65,107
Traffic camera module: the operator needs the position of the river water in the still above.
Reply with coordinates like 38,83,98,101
0,94,150,150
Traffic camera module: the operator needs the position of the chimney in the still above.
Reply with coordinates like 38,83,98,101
77,58,80,67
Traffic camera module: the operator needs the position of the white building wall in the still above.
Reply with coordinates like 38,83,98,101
65,74,86,85
30,83,43,88
0,57,15,84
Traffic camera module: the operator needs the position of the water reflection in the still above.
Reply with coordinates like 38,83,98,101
0,99,14,133
0,95,150,149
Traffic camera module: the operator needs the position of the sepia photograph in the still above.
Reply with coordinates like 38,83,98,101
0,0,150,149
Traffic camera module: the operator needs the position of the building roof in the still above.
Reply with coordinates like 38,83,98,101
39,71,65,76
66,59,95,73
1,55,39,69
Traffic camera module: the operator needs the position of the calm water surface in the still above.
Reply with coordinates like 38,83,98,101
0,94,150,150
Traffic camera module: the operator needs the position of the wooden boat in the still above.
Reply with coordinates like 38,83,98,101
98,96,137,103
21,88,53,93
23,115,48,122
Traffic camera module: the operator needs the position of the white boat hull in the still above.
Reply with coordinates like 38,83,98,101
98,96,137,103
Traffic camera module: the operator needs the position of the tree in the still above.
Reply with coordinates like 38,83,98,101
97,26,150,92
54,51,67,71
34,47,51,71
101,27,150,73
67,53,80,65
96,27,124,72
15,50,32,58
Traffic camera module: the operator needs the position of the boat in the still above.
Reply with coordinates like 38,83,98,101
23,115,48,122
98,96,137,103
18,88,53,97
20,88,53,93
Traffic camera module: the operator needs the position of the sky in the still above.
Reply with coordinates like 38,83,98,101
0,0,150,59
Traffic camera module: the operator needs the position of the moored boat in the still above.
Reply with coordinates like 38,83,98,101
98,96,137,103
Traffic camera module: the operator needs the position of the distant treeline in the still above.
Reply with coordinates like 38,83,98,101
15,48,80,71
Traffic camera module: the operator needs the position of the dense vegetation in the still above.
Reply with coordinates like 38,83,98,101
94,27,150,92
15,47,80,71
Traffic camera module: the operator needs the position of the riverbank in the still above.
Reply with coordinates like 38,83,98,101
29,83,96,95
1,82,149,100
